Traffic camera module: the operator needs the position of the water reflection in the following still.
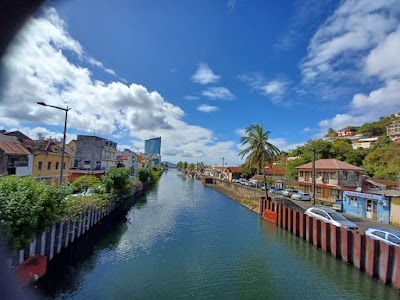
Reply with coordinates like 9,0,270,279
36,170,400,299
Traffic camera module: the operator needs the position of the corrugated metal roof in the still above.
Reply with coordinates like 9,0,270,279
296,159,364,171
0,141,30,155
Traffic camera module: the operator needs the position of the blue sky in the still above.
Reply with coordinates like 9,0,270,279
1,0,400,165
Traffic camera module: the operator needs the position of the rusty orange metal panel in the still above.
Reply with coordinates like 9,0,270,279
378,242,391,284
306,215,312,243
299,213,305,239
330,226,340,258
353,232,364,270
293,211,298,236
365,237,377,276
340,228,349,263
287,208,293,233
392,246,400,289
313,219,320,248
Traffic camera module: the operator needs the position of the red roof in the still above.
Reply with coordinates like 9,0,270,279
0,141,30,155
266,168,285,175
226,166,242,173
296,159,364,171
117,155,130,160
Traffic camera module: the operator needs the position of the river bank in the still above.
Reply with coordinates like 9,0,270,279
205,183,260,213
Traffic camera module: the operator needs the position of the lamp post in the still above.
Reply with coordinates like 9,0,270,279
37,101,71,185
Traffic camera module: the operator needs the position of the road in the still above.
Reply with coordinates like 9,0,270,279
273,194,400,234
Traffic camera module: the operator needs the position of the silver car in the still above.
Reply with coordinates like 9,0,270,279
365,227,400,247
282,189,298,197
304,207,358,230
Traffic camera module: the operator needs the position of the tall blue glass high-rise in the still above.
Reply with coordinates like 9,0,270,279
144,137,161,155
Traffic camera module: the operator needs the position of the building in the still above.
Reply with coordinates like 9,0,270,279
74,135,118,171
386,120,400,141
337,127,359,137
116,148,138,175
22,139,71,184
351,137,379,149
296,159,364,203
0,134,31,175
144,137,161,155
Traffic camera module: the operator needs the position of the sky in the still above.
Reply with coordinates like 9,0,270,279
1,0,400,166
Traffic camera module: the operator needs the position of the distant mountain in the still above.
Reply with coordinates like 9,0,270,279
162,161,177,168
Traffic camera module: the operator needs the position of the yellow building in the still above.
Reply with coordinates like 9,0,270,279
390,196,400,226
23,140,70,185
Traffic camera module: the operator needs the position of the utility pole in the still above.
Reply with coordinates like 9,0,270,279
221,157,225,178
312,147,316,205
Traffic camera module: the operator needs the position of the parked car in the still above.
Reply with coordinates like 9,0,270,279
239,178,249,185
232,179,240,183
282,189,298,197
291,192,312,201
304,207,358,230
365,228,400,247
270,188,284,194
248,182,257,188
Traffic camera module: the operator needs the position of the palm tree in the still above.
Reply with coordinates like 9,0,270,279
239,124,281,199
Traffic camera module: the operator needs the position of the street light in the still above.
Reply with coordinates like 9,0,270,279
37,101,71,185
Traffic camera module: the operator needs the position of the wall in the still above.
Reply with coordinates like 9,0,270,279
214,179,265,200
15,154,33,176
391,197,400,226
259,198,400,290
32,152,71,184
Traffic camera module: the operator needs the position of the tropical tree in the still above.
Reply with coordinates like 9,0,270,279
239,124,281,198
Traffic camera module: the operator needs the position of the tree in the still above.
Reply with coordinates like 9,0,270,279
239,124,280,198
330,139,353,160
325,128,338,138
71,175,101,193
102,167,131,202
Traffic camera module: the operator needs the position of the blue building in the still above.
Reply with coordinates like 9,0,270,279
342,191,390,224
144,137,161,155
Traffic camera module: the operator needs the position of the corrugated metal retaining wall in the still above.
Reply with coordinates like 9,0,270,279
259,198,400,290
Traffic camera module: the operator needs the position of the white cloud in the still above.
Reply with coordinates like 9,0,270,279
0,7,242,165
7,126,77,143
227,0,235,10
261,81,286,96
202,86,234,100
197,105,219,112
365,26,400,80
239,73,288,103
301,0,400,82
268,138,305,152
184,95,200,101
192,63,220,84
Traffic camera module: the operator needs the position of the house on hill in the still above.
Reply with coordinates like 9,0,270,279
296,159,364,203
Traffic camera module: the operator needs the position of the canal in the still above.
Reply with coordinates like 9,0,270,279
36,170,399,299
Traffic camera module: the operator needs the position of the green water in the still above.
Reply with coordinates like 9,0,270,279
37,170,399,299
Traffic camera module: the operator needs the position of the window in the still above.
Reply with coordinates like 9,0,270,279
330,172,336,179
300,171,304,177
38,161,43,170
316,187,322,194
330,189,337,196
322,173,329,183
84,160,90,165
342,171,348,180
388,234,400,245
55,162,59,170
304,172,310,181
349,197,358,206
372,231,386,239
63,162,66,170
47,162,52,170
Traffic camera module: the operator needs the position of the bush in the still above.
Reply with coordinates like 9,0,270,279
71,175,101,193
0,176,69,250
102,167,131,201
62,194,109,220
